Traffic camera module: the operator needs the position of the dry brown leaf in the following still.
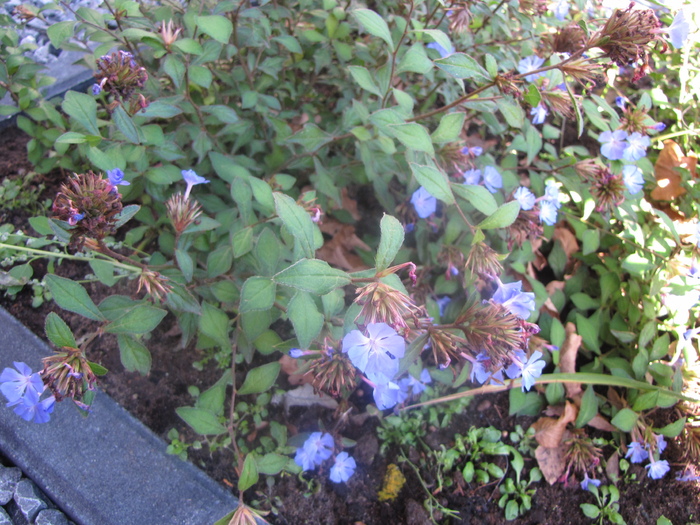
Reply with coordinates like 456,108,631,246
541,280,566,316
586,414,616,432
560,322,583,399
651,140,697,201
535,441,569,485
316,218,371,271
553,227,579,259
605,450,620,482
532,401,578,448
341,188,362,220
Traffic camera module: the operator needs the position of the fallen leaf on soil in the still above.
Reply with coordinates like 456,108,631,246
341,188,362,221
559,322,583,399
541,279,566,316
532,401,578,448
605,450,620,481
651,140,698,201
586,414,616,432
535,438,570,485
282,383,338,413
316,218,371,271
553,227,579,260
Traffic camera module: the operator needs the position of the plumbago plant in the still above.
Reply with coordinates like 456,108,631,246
2,0,700,521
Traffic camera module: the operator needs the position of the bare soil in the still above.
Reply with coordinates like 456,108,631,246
2,127,700,525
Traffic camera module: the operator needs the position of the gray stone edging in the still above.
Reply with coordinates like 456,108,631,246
0,306,239,525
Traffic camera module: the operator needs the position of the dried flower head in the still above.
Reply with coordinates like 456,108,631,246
507,208,544,249
582,165,626,213
519,0,548,16
354,281,423,333
159,20,182,49
136,268,172,302
41,347,97,405
563,430,603,477
13,4,38,21
542,24,587,55
619,104,652,135
447,4,473,33
558,58,603,87
465,241,504,279
305,347,358,398
51,171,124,252
166,193,203,234
94,50,148,104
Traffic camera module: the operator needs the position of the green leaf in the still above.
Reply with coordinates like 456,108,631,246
375,214,404,272
565,81,584,137
189,65,212,88
477,201,520,229
348,65,383,97
176,407,227,435
434,53,489,81
62,91,100,136
452,184,498,216
45,274,105,321
431,113,466,143
55,132,87,144
238,453,259,492
206,245,233,278
199,302,230,348
409,163,455,205
88,361,108,376
200,105,239,124
497,97,524,128
45,312,77,348
273,35,302,54
654,417,685,438
274,259,351,294
47,20,75,47
353,9,394,50
89,260,117,286
172,38,203,55
576,313,600,354
165,283,202,314
397,43,433,74
176,249,194,282
523,85,541,107
255,452,289,475
611,408,638,432
238,362,281,395
104,305,167,335
240,276,276,313
196,15,233,43
285,124,333,153
581,504,600,519
575,385,598,427
416,29,452,55
231,227,254,258
273,192,317,259
112,105,141,144
582,229,599,255
163,55,185,89
389,123,434,155
117,334,152,375
114,204,141,228
508,389,543,416
288,292,324,349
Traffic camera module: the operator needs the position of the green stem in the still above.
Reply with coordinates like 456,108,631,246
404,372,700,410
0,242,142,273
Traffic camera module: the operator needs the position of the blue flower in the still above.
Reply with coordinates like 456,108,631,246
625,441,649,464
427,41,455,58
461,146,483,157
580,473,601,491
492,279,536,319
372,381,402,410
436,296,452,318
68,213,85,226
530,104,548,125
552,0,569,21
668,9,690,49
507,350,546,391
655,434,667,454
107,168,130,187
544,180,562,209
539,200,558,226
12,389,55,424
91,83,102,96
294,432,334,471
470,351,504,385
513,187,536,211
330,452,356,483
0,362,44,405
646,458,670,479
623,132,650,162
463,168,482,185
598,129,629,160
517,55,546,82
651,122,666,132
410,187,437,219
483,166,502,193
342,323,406,385
399,368,432,396
289,348,305,358
181,169,210,199
622,165,644,195
615,97,626,110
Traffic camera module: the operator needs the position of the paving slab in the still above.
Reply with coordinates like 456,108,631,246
0,306,238,525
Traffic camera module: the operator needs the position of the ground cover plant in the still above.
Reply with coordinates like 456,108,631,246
1,0,700,523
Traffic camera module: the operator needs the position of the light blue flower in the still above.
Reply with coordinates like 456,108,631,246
107,168,130,187
461,146,483,157
399,368,432,396
622,165,644,195
651,122,666,132
68,213,85,226
615,96,626,110
330,452,356,483
0,362,44,406
483,166,502,194
530,104,548,125
373,381,402,410
342,323,406,385
470,351,504,385
668,9,690,49
91,84,102,96
580,473,602,491
552,0,569,21
655,434,667,454
625,441,649,464
646,458,670,479
539,200,558,226
507,350,546,391
518,55,546,82
181,169,210,199
623,132,651,162
12,389,55,424
599,129,629,160
427,41,455,58
493,279,536,319
410,187,437,219
289,348,305,358
513,187,536,210
295,432,334,471
544,180,562,209
463,169,482,185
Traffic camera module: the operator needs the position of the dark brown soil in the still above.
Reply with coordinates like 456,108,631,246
2,127,700,525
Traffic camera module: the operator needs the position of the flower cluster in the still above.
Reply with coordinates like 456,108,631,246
598,129,650,162
51,171,125,252
510,180,562,229
625,434,670,479
294,432,356,484
92,50,149,108
0,362,55,423
40,347,97,408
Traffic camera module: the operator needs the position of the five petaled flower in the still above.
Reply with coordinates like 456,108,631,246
623,132,650,162
483,166,503,194
506,350,546,391
598,129,629,160
0,361,44,405
646,458,670,480
622,165,644,195
492,279,536,319
625,441,649,464
343,323,406,385
410,187,437,218
530,104,548,125
329,452,357,483
181,169,210,200
294,432,334,471
107,168,130,187
518,55,546,82
514,187,536,210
